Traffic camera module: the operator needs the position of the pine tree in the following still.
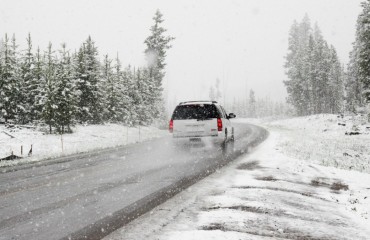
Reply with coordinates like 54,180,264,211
32,47,45,122
75,36,103,124
74,45,86,122
0,40,2,120
141,67,156,124
284,20,305,115
131,67,144,126
144,10,174,73
122,65,135,125
41,43,57,133
351,0,370,108
327,47,344,113
101,54,116,121
19,33,35,124
113,55,130,123
85,36,103,123
0,34,19,122
346,46,363,112
144,10,174,122
133,67,154,125
54,43,76,133
312,25,330,113
0,38,4,120
299,14,313,115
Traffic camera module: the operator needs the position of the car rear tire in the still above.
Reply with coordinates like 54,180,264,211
222,130,234,158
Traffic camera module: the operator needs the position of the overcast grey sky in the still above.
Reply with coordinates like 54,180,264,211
0,0,363,106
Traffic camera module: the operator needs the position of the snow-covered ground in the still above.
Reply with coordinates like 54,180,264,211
0,124,167,167
105,115,370,240
266,114,370,173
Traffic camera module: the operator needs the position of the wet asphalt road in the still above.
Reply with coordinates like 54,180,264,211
0,122,267,240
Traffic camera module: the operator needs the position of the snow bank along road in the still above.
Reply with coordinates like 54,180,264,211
0,122,267,240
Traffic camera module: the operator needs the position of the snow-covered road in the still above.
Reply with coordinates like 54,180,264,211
104,120,370,240
0,122,267,240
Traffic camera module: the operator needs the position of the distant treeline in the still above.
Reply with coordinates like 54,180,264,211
227,89,289,118
0,10,174,133
284,11,370,117
207,82,289,118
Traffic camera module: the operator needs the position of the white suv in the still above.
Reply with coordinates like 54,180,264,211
169,101,236,147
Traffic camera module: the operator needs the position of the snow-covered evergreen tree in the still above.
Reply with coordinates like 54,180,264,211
0,40,2,120
144,10,174,122
312,25,330,113
346,45,363,112
144,10,174,74
133,67,154,125
142,67,158,124
74,45,86,123
54,43,76,133
130,67,144,126
10,35,22,122
0,38,4,120
18,33,35,124
101,54,117,122
41,43,57,133
298,15,313,115
349,0,370,115
32,47,45,122
113,55,130,123
284,20,305,115
122,65,135,125
327,47,344,113
75,36,103,124
0,34,20,122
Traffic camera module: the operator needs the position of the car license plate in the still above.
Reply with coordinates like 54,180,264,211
186,125,203,132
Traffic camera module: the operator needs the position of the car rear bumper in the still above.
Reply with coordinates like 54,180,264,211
172,133,225,145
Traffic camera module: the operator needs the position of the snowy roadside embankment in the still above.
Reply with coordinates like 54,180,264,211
265,114,370,173
105,117,370,240
0,124,167,167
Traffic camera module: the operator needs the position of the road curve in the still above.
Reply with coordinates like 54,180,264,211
0,122,268,240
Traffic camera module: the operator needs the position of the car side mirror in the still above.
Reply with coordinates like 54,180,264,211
228,113,236,119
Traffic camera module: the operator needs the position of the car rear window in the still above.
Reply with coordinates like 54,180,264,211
172,104,220,120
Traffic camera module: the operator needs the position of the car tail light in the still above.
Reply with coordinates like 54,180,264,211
217,118,222,131
169,119,173,133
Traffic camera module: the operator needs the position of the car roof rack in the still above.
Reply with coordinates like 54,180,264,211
179,100,218,105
